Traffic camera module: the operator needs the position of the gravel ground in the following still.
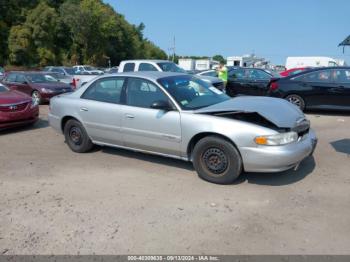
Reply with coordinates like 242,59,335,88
0,105,349,255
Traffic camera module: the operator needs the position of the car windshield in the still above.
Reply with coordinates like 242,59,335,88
158,75,230,110
84,66,95,71
25,74,58,83
157,62,186,73
0,84,8,92
64,67,75,75
46,73,65,80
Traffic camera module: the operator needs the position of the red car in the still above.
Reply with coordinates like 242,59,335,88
1,71,73,104
279,67,310,77
0,84,39,129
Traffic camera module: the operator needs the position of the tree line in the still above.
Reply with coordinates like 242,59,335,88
0,0,168,67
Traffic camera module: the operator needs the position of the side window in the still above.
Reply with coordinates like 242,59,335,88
126,78,169,108
333,69,350,83
82,77,125,104
247,69,271,80
229,68,246,80
5,73,17,82
138,63,158,71
52,68,62,74
16,74,26,83
299,70,331,82
123,63,135,72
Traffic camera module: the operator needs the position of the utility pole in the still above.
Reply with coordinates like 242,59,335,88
168,36,176,62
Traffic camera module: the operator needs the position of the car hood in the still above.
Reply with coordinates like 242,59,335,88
31,82,71,90
195,96,305,128
0,90,31,104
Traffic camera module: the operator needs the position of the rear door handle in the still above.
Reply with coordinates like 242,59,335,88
125,114,135,119
80,107,88,112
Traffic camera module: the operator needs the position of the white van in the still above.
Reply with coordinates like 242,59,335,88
286,56,339,70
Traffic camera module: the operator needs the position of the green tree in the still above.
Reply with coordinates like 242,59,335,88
8,25,34,65
212,54,226,64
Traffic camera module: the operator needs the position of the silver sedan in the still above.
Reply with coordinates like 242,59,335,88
49,72,317,184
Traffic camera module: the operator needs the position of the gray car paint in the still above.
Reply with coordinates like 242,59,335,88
49,72,317,173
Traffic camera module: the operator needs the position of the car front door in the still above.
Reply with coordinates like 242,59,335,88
122,77,181,156
244,69,272,96
331,68,350,109
14,74,32,95
78,77,125,145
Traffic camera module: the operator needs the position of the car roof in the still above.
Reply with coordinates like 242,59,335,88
121,60,171,63
284,66,350,79
8,71,47,74
102,71,188,80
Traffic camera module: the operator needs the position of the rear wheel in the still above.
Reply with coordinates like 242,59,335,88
285,94,305,111
32,90,42,105
64,119,93,153
192,136,242,184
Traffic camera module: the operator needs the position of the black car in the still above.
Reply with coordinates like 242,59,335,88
268,67,350,111
225,67,276,97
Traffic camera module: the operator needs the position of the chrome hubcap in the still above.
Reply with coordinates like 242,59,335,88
32,92,40,104
287,96,301,107
202,148,228,175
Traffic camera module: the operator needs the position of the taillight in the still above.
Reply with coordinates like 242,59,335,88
72,78,77,89
269,81,279,91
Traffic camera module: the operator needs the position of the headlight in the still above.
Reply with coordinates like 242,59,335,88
254,131,298,146
41,88,53,93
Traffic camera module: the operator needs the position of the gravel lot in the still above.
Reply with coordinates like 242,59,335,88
0,105,349,255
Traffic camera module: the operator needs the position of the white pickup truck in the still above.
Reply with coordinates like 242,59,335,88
118,60,225,90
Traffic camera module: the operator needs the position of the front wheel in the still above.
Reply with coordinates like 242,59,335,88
64,119,93,153
285,94,305,111
192,136,242,184
32,90,42,105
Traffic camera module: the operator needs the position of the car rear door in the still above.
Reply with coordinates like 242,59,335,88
297,69,339,108
122,77,182,156
2,73,18,90
226,68,249,96
78,76,125,145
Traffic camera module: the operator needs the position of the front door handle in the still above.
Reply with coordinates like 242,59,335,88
80,107,88,112
125,114,135,119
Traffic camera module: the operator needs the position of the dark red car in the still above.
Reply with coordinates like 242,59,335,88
279,67,310,77
0,83,39,129
1,71,73,104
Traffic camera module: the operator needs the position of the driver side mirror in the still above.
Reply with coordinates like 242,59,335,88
150,100,173,111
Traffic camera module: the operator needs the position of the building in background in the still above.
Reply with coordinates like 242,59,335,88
226,54,267,67
285,56,345,69
178,58,219,71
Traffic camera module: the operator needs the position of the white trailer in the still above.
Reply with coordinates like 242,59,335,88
285,56,339,69
178,59,195,70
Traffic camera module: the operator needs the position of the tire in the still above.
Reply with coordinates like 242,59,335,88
192,136,242,184
64,119,93,153
285,94,305,111
32,90,42,105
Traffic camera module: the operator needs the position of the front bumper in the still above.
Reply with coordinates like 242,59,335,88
41,90,72,102
0,105,39,129
240,129,317,173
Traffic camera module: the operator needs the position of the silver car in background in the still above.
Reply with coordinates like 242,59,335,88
49,72,317,184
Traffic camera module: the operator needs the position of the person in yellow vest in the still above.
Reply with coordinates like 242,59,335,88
216,62,228,89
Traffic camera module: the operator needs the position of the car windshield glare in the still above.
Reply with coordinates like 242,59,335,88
26,74,56,83
157,75,230,110
157,62,186,73
0,84,8,92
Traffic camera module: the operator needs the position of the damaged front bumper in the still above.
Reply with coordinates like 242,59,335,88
240,129,317,173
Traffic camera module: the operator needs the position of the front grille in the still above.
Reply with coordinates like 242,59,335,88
0,102,29,112
292,118,310,137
